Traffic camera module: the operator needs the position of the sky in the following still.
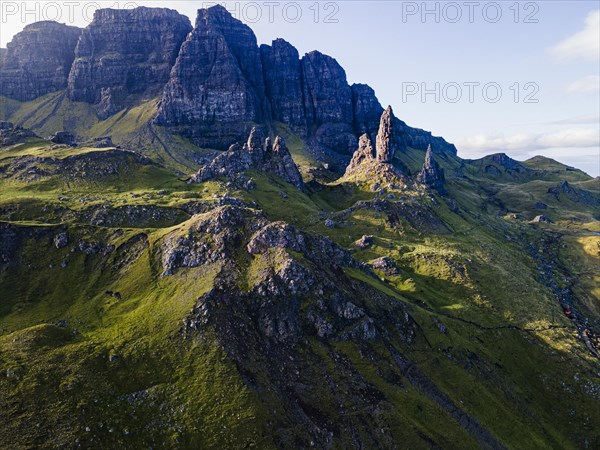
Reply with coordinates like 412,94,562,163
1,0,599,176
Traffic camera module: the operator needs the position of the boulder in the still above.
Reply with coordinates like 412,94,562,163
532,215,553,223
370,256,401,275
49,131,77,146
355,235,374,249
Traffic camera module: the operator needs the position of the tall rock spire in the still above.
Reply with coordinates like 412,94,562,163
375,106,397,162
417,145,445,193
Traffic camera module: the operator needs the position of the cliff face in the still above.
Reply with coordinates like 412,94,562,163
2,6,457,162
351,83,384,136
155,5,269,147
300,51,354,128
67,7,191,118
260,39,305,129
0,49,7,69
153,5,457,159
0,22,81,101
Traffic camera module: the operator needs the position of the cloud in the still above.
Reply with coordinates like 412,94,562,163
455,127,600,157
550,10,600,61
548,113,600,125
566,75,600,93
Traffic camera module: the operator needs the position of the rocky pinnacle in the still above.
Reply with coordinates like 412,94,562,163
417,145,446,193
375,106,397,163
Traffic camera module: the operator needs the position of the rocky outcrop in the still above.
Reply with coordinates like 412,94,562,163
49,131,76,146
0,149,155,185
417,145,445,193
155,5,268,147
487,153,523,170
192,127,303,189
247,221,355,268
370,256,401,275
476,153,530,178
547,180,600,206
0,21,81,101
354,235,374,249
0,122,37,147
260,39,305,128
375,106,397,162
343,131,406,187
345,134,375,175
68,7,191,118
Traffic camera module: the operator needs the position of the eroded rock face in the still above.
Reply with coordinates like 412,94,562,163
417,145,445,193
192,127,303,189
67,7,191,118
0,21,81,101
2,6,459,168
155,5,268,146
151,5,457,160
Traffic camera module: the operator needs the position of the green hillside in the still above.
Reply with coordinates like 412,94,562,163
0,131,598,448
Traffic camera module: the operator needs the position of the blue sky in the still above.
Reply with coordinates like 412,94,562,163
1,1,599,175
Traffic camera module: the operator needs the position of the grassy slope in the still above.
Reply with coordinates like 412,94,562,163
0,93,208,173
0,123,599,447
